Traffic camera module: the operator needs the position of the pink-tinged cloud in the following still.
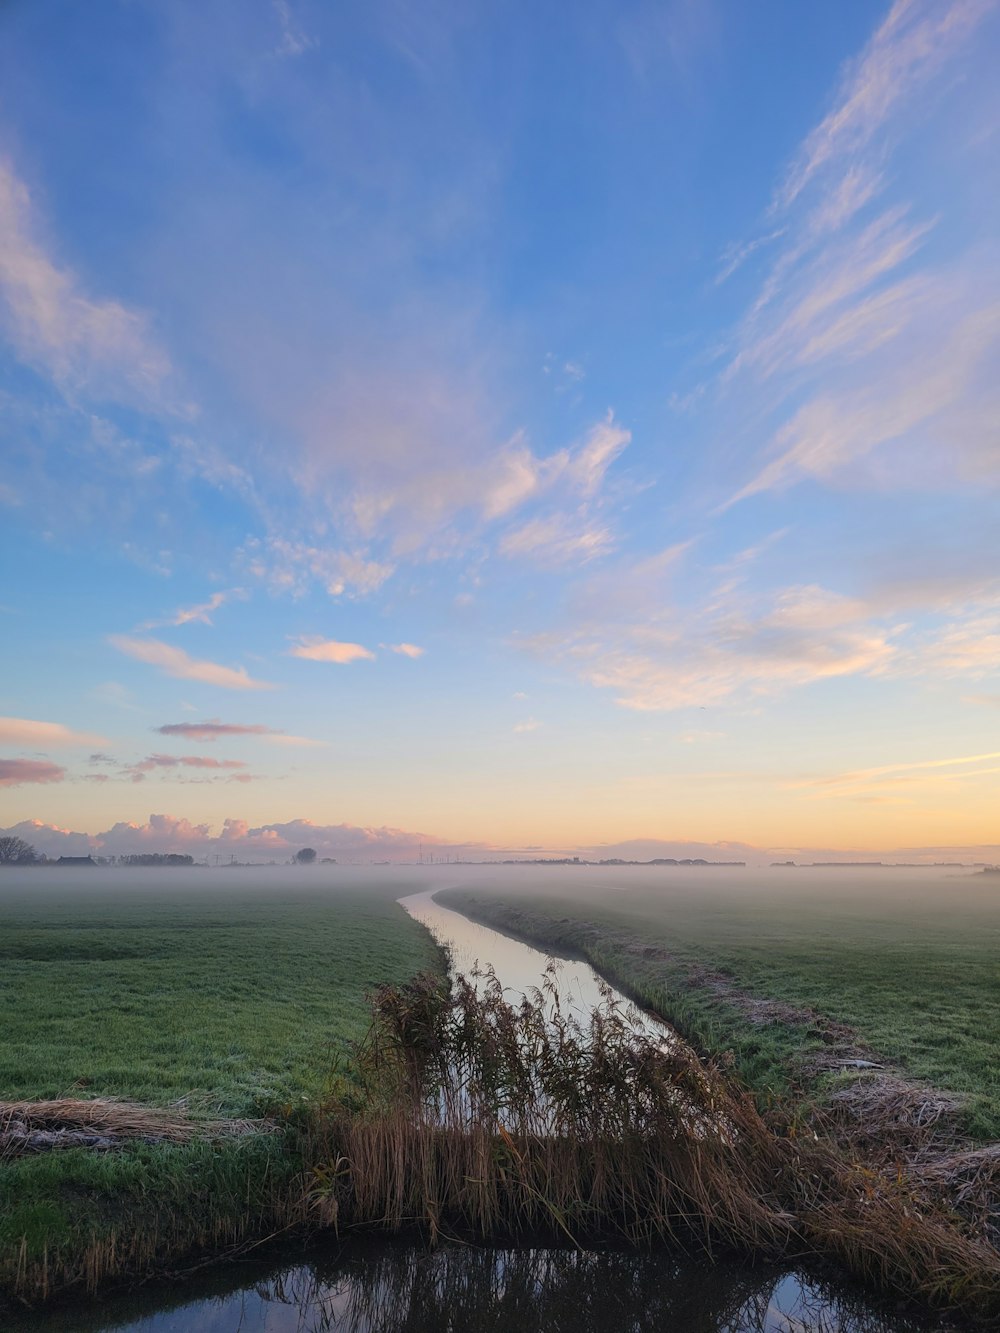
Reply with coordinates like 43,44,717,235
0,716,108,747
0,157,174,407
133,754,247,772
0,758,66,787
139,589,245,631
289,637,375,664
110,636,275,690
0,812,470,861
386,643,425,658
157,720,275,740
123,755,248,783
155,719,323,746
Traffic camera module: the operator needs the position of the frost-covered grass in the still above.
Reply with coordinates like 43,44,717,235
0,872,442,1114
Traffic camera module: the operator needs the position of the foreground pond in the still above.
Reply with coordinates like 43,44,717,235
8,1240,939,1332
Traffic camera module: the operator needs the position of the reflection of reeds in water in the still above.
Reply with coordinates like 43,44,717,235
300,966,1000,1321
248,1246,927,1333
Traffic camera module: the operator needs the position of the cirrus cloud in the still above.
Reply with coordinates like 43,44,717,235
110,636,275,690
155,719,324,747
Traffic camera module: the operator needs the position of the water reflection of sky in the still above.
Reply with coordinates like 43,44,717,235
400,889,672,1041
9,1246,937,1333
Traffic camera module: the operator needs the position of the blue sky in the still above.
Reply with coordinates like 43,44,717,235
1,0,999,862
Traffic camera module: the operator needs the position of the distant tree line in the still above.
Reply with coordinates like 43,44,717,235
0,840,196,867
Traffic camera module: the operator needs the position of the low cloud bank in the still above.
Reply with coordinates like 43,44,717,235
2,816,997,867
0,814,485,862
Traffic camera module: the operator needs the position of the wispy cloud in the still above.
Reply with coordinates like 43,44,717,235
133,754,247,772
775,0,989,211
500,515,615,567
717,0,1000,509
524,571,1000,712
155,719,322,745
513,718,541,734
385,643,425,658
120,753,249,783
240,539,394,599
272,0,315,57
715,227,787,285
139,589,245,631
0,717,108,747
110,636,275,690
0,156,174,407
794,749,1000,791
289,637,375,664
0,758,66,787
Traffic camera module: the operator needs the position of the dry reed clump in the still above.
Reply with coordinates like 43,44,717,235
0,1098,266,1159
907,1145,1000,1248
816,1074,966,1163
298,966,1000,1322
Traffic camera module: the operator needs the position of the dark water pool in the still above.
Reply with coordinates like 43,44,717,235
6,1240,946,1332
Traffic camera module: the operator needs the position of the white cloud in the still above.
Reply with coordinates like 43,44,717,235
718,0,1000,508
500,515,615,567
0,156,174,406
0,716,108,747
242,538,395,599
139,589,245,631
523,574,1000,713
775,0,989,211
110,636,275,690
289,637,375,664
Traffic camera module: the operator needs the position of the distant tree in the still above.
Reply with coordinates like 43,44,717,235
0,836,39,865
294,847,317,864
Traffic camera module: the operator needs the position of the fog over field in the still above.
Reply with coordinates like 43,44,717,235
3,859,996,926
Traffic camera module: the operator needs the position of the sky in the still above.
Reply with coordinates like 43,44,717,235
1,0,999,864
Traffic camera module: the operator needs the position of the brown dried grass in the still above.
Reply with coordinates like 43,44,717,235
0,1097,265,1152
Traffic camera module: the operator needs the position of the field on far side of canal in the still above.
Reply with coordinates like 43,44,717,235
0,870,443,1114
0,868,445,1302
437,866,1000,1140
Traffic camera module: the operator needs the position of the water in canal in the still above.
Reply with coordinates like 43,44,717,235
7,889,950,1333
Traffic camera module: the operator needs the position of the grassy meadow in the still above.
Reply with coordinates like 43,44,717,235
0,870,442,1114
437,866,1000,1141
0,868,445,1302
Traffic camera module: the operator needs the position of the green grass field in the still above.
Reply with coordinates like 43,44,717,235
0,869,444,1301
0,872,442,1114
437,866,1000,1141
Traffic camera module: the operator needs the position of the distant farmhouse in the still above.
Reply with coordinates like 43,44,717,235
56,855,97,867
